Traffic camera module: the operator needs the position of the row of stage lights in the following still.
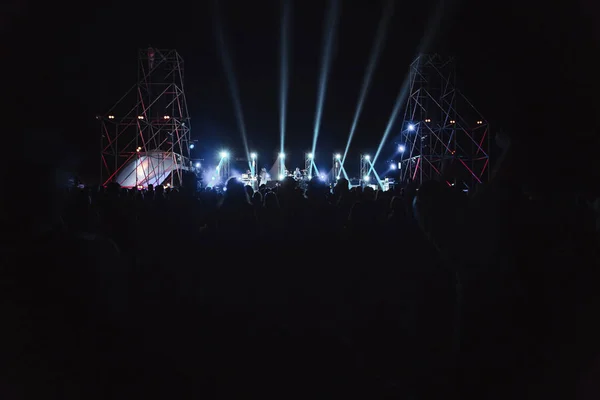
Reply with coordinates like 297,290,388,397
407,119,484,128
105,115,173,120
105,116,483,125
200,129,461,183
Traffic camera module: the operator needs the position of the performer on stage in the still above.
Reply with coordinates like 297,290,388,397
259,168,268,186
293,167,302,180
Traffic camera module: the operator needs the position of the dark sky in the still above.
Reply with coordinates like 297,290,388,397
6,0,599,181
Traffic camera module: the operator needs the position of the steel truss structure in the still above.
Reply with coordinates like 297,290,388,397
360,155,370,184
305,153,313,178
99,48,192,188
398,54,490,189
332,154,342,181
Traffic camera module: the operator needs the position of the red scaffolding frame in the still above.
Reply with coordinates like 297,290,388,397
99,48,192,188
398,55,490,189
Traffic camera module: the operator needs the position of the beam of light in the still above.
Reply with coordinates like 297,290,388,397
367,80,409,176
280,0,291,156
368,0,450,176
213,2,251,167
312,161,320,177
366,158,384,190
311,0,341,156
341,0,394,168
340,165,349,180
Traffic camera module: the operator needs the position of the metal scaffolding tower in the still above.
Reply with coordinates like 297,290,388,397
360,154,370,185
99,48,192,188
278,152,287,179
398,55,490,189
332,153,342,181
305,152,313,179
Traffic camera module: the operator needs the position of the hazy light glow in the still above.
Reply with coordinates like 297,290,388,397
279,0,291,156
311,0,340,156
214,9,251,160
341,0,394,166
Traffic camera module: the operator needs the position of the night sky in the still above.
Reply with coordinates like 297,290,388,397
6,0,600,183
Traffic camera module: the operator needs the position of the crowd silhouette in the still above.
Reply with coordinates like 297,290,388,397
4,138,600,399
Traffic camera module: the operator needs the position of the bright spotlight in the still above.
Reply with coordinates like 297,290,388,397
279,152,285,159
308,153,313,159
398,145,405,152
335,154,341,160
336,176,340,180
220,151,229,158
195,162,201,168
189,144,195,149
363,175,370,182
390,164,396,170
251,152,257,159
320,174,326,181
308,175,312,180
278,174,284,180
408,124,415,131
365,155,370,161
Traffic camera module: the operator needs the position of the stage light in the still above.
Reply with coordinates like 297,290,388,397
335,154,341,160
195,162,201,168
220,151,229,158
320,175,326,181
163,115,170,119
189,144,195,149
308,153,313,159
398,145,405,152
308,175,312,180
336,176,340,180
251,152,257,159
211,176,215,180
364,155,370,160
138,115,144,120
390,164,396,170
279,152,286,159
408,124,415,131
363,176,370,182
278,174,284,180
223,187,227,192
108,115,115,119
